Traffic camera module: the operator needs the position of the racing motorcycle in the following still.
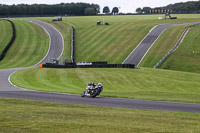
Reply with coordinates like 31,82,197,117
81,83,103,98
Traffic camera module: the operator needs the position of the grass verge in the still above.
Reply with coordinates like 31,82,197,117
11,67,200,104
0,98,200,132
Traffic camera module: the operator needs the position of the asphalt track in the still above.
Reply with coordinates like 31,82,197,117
0,20,200,113
123,22,193,67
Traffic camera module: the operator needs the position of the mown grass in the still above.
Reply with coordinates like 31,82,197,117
33,16,158,63
11,67,200,103
0,98,200,133
0,20,49,69
159,26,200,73
70,16,156,64
0,20,12,54
32,14,200,64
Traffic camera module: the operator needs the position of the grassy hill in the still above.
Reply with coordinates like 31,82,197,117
34,14,200,65
35,15,165,63
0,20,12,55
0,20,49,69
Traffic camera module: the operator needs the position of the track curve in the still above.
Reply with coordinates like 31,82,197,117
0,21,200,112
0,20,64,91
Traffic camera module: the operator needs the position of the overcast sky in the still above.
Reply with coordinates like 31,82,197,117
0,0,198,13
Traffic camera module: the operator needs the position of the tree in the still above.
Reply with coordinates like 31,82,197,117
136,7,142,14
84,7,95,15
91,4,100,14
112,7,119,15
103,6,110,14
142,7,151,14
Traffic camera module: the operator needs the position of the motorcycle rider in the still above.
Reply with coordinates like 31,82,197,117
85,83,96,96
86,82,101,95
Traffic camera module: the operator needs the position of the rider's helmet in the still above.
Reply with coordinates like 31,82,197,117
97,83,103,92
97,83,103,86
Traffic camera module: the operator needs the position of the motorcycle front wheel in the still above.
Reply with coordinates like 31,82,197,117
90,89,99,98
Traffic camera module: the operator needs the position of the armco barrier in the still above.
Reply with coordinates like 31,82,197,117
154,23,200,68
71,26,75,63
0,19,16,61
42,62,134,69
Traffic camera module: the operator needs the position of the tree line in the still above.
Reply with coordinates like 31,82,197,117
0,3,100,16
136,1,200,14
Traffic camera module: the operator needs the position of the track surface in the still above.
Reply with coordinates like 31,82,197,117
123,23,192,66
0,20,200,113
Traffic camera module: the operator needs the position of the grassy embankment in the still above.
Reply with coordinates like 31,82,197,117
11,67,200,104
140,14,200,73
0,20,12,54
159,26,200,73
0,98,200,133
0,20,49,69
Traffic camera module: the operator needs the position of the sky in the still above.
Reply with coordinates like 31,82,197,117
0,0,198,13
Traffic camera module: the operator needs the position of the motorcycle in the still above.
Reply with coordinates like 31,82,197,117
81,83,103,98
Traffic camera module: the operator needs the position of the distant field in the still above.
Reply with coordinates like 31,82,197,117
0,20,49,69
0,20,12,54
11,67,200,103
33,14,200,64
1,98,200,132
